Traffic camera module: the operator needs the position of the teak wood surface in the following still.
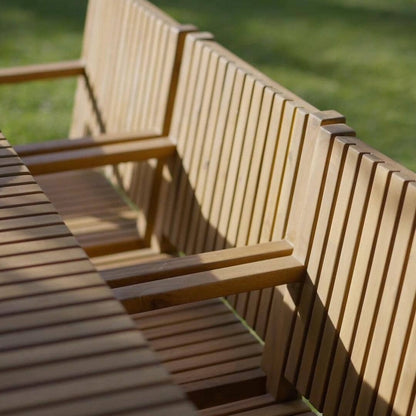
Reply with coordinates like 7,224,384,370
1,0,415,415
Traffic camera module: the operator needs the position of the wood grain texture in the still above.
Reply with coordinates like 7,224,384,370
114,255,305,313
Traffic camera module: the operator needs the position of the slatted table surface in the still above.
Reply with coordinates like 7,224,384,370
0,133,196,416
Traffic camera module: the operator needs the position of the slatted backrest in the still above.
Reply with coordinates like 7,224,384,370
70,0,187,137
156,33,359,343
263,124,416,415
68,0,195,238
159,32,318,249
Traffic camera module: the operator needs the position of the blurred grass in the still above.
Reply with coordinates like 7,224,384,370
0,0,415,171
0,0,87,145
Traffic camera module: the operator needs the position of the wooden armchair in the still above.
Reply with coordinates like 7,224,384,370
1,1,415,415
0,0,196,257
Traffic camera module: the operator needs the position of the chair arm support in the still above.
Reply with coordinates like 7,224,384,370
113,255,305,314
21,137,175,175
0,60,85,84
15,131,161,157
102,240,294,288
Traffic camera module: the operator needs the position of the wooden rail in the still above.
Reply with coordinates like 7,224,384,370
0,60,85,83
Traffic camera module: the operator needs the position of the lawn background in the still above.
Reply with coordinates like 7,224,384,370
0,0,415,171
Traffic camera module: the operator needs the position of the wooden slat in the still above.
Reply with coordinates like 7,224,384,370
139,312,241,341
114,255,305,313
150,322,248,351
230,400,310,416
22,137,175,174
0,366,171,413
158,333,259,362
0,271,103,301
198,394,277,416
0,347,157,391
102,240,293,287
173,356,263,385
136,301,231,330
15,130,160,156
0,330,146,371
0,60,85,83
8,384,190,416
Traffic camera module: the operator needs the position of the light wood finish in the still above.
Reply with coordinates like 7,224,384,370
0,135,195,415
22,136,175,175
3,1,416,414
15,131,160,156
134,298,269,408
36,170,144,257
103,240,293,287
261,125,416,415
0,60,85,83
6,0,196,257
114,255,305,313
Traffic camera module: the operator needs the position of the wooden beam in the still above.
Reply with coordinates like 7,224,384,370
0,60,85,84
102,240,294,288
15,131,160,157
113,255,305,313
22,138,176,175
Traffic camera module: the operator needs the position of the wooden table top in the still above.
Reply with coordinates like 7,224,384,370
0,133,196,415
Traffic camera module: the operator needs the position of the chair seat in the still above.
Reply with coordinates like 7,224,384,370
133,299,268,409
36,169,144,257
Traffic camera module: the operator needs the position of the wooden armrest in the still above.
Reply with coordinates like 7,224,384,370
113,255,305,313
102,240,294,288
21,137,175,175
15,131,161,157
0,60,85,84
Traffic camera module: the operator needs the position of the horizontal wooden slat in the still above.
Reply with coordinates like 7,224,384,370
15,130,160,156
158,333,259,362
0,365,170,413
0,60,85,84
22,137,176,174
173,356,263,385
0,347,157,391
114,255,305,313
0,330,146,371
140,312,240,341
103,240,293,287
197,394,277,416
10,384,190,416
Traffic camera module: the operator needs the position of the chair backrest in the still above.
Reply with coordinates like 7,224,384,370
155,32,353,339
70,0,190,138
262,123,416,415
68,0,195,238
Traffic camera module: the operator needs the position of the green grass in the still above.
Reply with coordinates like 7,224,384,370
1,0,415,171
0,0,87,144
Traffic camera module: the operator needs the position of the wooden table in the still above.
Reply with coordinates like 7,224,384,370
0,133,196,415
